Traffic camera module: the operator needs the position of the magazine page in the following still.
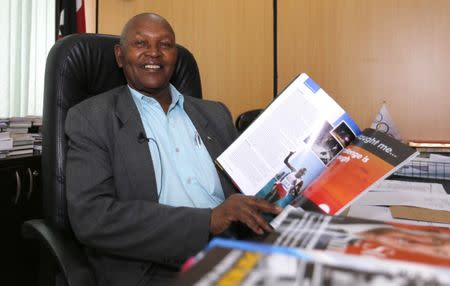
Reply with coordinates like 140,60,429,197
173,237,450,286
267,208,450,270
216,73,360,208
292,128,419,215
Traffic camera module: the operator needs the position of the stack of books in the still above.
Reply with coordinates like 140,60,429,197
7,117,33,134
8,117,35,157
0,131,13,159
0,116,43,158
27,115,43,152
9,133,34,156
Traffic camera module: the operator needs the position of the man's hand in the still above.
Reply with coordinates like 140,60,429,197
210,194,283,236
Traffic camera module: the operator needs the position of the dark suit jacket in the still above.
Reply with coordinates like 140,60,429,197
65,86,238,286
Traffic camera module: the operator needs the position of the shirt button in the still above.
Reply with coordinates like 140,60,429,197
175,147,179,152
187,178,191,184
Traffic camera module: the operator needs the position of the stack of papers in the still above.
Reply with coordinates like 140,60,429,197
348,179,450,228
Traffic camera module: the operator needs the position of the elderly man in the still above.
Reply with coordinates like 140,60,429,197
65,12,281,286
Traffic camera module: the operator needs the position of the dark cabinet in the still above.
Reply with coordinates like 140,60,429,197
1,154,42,286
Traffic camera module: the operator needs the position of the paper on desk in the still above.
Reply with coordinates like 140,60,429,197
355,191,450,211
369,179,446,194
347,205,393,221
348,205,450,227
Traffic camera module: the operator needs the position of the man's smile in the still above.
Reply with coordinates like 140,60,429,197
143,64,162,70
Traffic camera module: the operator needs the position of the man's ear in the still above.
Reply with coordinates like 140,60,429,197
114,44,123,68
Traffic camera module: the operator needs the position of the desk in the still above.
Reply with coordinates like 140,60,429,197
0,154,42,286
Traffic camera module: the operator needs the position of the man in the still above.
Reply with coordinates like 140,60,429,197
65,13,281,286
288,168,306,197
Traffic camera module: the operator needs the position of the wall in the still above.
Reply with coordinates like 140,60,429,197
85,0,96,33
97,0,450,140
278,0,450,140
97,0,274,120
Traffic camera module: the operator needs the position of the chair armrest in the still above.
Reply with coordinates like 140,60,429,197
22,219,96,286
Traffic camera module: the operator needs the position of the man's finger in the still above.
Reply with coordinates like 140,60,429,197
242,213,264,235
247,197,283,214
240,205,273,234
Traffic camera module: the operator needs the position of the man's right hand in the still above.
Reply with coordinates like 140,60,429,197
210,194,283,236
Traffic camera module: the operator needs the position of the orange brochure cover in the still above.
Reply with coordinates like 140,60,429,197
294,128,418,215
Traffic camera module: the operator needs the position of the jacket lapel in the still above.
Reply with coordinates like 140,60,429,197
184,99,236,198
113,87,159,201
183,99,225,161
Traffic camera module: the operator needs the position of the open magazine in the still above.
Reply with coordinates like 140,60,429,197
216,73,418,215
174,210,450,286
269,208,450,268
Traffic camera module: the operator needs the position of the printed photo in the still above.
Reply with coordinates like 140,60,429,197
255,150,324,209
330,121,356,147
305,122,343,165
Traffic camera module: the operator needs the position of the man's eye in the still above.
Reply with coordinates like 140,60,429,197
135,41,146,47
160,42,172,48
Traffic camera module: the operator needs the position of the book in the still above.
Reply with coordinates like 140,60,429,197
11,133,33,141
408,140,450,153
409,140,450,148
216,73,418,215
7,148,34,157
11,144,34,151
6,127,30,134
0,131,10,140
0,137,13,151
175,219,450,286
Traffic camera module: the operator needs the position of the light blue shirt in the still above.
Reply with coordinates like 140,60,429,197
129,84,225,208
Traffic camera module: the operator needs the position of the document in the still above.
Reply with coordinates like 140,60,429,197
355,191,450,212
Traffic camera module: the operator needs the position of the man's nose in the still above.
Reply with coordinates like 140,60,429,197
145,45,161,57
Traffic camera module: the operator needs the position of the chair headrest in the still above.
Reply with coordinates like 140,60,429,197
44,33,202,112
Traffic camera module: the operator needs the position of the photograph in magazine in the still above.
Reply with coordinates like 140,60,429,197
255,120,357,208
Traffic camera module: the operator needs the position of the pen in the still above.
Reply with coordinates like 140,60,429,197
195,132,202,147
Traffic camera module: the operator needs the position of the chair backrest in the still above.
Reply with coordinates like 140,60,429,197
235,109,262,133
42,33,203,232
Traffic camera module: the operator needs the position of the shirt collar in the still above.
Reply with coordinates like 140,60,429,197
128,84,184,111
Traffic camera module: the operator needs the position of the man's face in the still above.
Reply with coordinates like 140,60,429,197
115,18,177,96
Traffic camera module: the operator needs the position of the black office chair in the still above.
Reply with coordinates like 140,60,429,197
235,108,263,133
22,33,203,286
